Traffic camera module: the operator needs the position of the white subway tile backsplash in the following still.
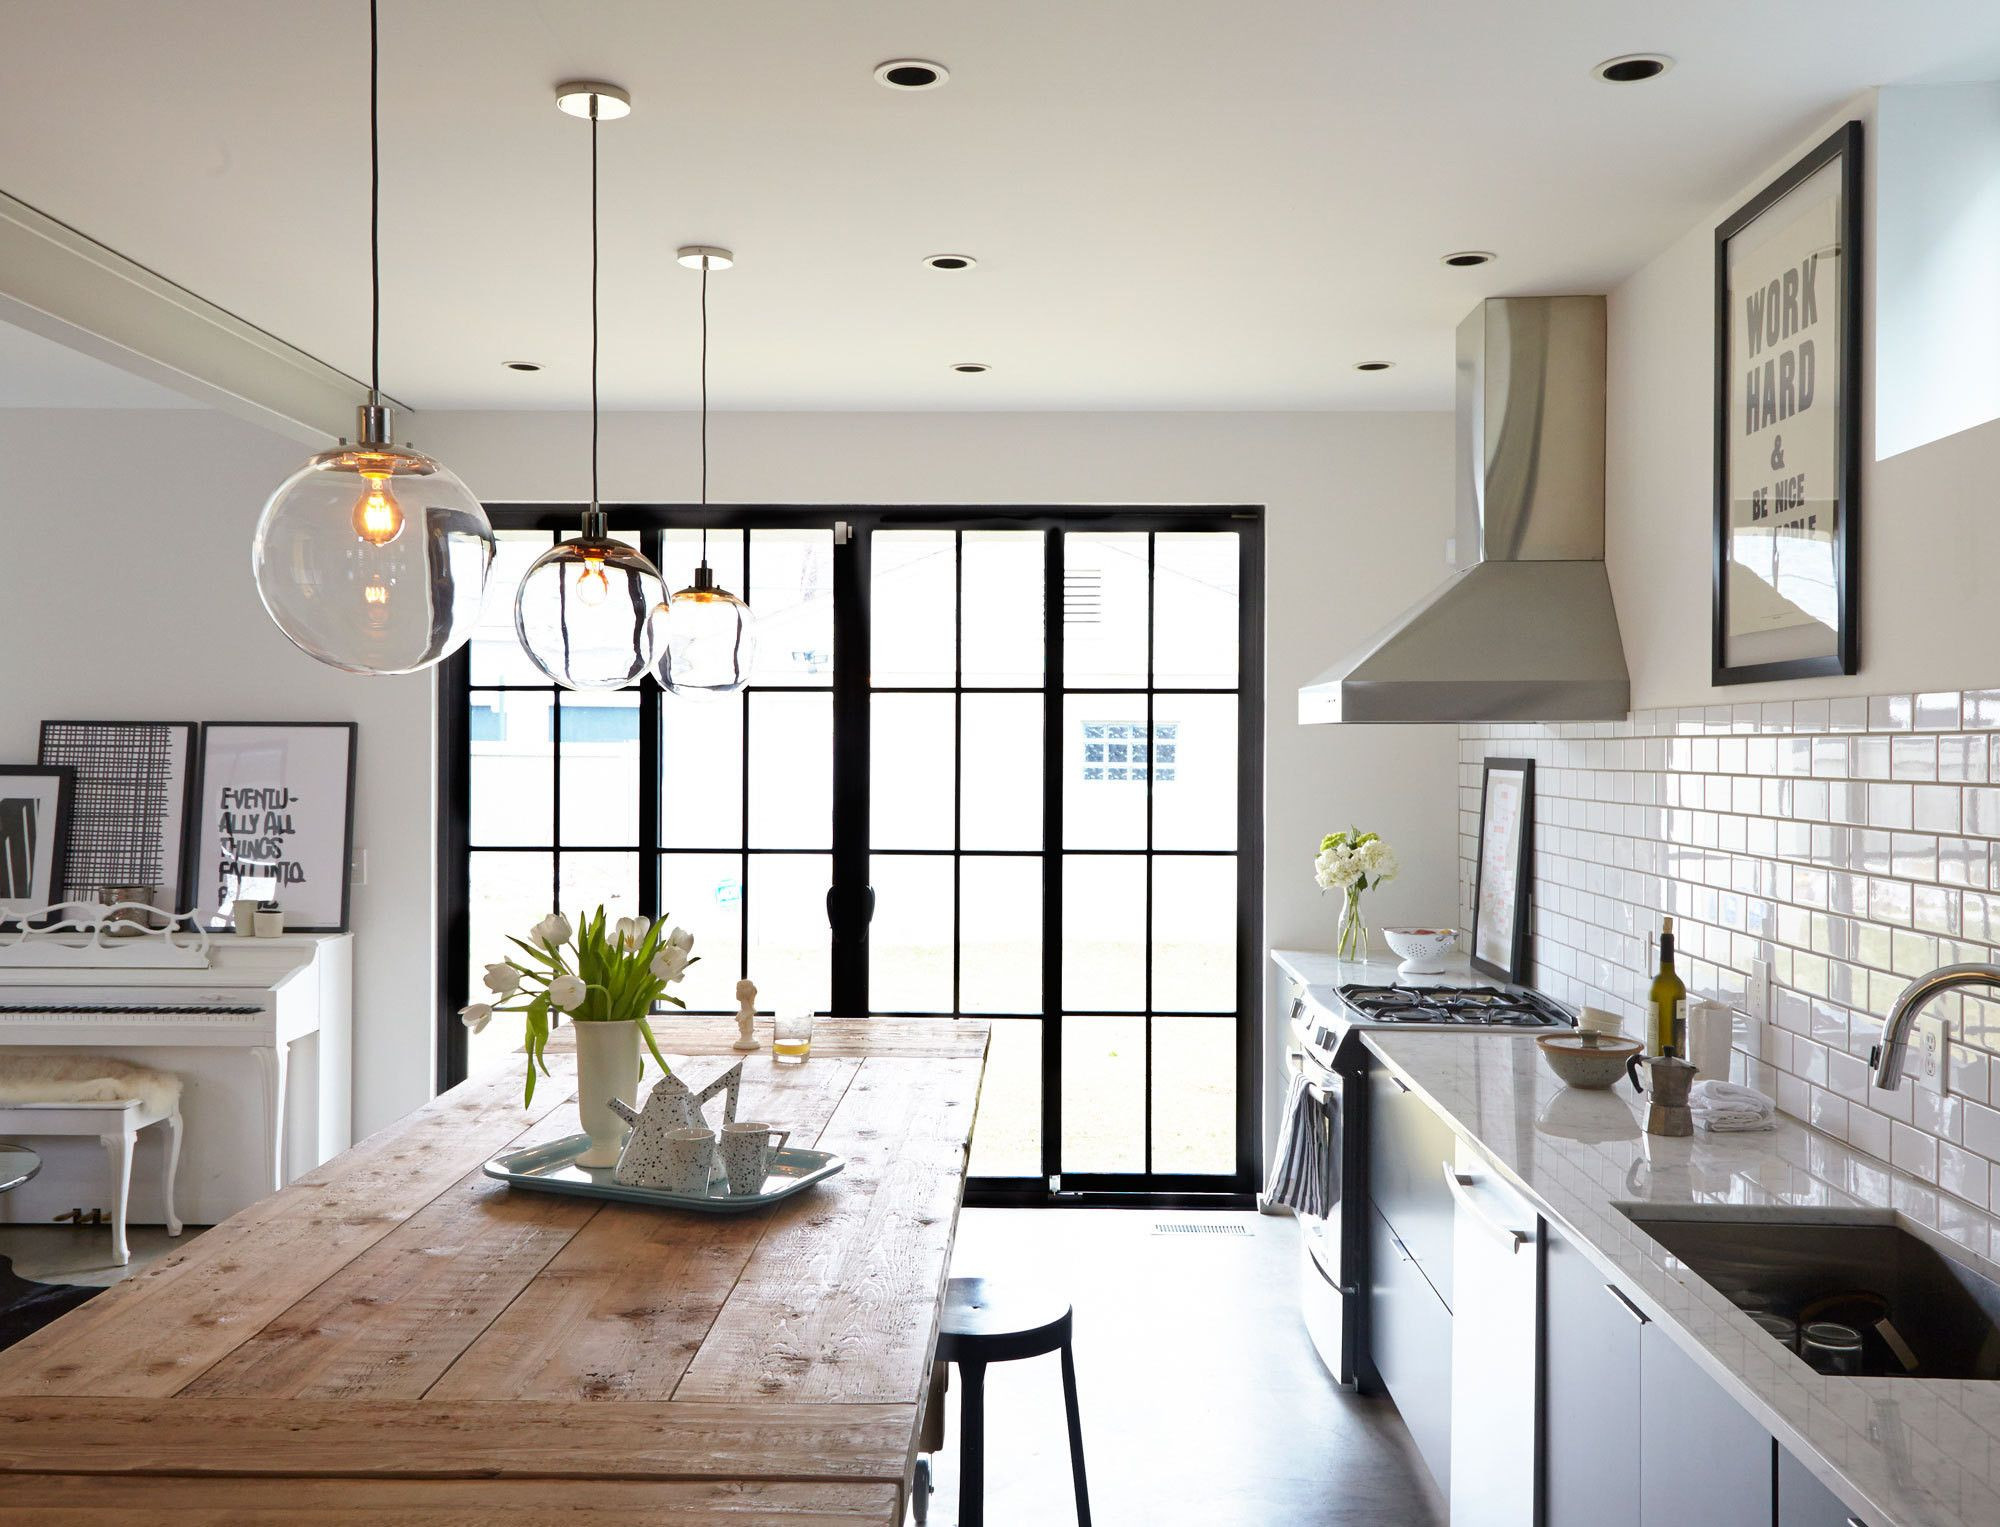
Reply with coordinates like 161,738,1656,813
1462,691,2000,1214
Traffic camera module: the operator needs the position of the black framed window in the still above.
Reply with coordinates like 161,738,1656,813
439,505,1263,1205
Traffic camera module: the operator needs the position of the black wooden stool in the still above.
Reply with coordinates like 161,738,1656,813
934,1276,1091,1527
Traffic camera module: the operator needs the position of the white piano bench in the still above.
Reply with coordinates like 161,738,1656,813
0,1060,183,1267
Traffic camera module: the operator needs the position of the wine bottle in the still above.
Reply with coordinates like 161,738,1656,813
1647,916,1687,1056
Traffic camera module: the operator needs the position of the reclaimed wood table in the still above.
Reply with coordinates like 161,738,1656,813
0,1017,989,1525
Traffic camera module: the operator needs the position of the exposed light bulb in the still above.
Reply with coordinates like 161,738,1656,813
351,464,405,545
576,553,610,606
363,579,390,606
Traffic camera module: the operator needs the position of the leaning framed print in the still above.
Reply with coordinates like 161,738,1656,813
38,720,198,912
1470,757,1534,984
1713,120,1861,685
0,765,76,925
192,722,357,932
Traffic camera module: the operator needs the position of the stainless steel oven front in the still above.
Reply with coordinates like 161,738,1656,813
1294,1036,1355,1386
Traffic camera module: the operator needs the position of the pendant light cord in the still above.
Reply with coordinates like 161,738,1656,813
368,0,380,404
589,106,600,514
699,259,710,561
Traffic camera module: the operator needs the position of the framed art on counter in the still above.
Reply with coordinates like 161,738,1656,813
1713,120,1862,685
37,720,197,911
0,765,76,924
192,722,357,932
1471,757,1534,984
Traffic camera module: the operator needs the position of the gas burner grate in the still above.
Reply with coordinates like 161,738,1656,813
1336,983,1570,1028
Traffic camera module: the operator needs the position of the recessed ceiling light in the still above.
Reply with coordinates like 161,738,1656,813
554,80,631,120
676,245,734,270
924,253,977,271
951,362,990,374
875,59,949,90
505,361,542,372
1593,53,1673,84
1354,361,1394,372
1441,250,1497,268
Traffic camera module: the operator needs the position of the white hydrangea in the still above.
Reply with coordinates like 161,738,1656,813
1315,830,1398,893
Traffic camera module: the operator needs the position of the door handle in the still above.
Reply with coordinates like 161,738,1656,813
1441,1162,1529,1254
1604,1283,1650,1326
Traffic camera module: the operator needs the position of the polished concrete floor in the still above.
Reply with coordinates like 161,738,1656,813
0,1222,193,1287
926,1208,1446,1527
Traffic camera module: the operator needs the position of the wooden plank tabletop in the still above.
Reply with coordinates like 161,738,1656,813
0,1017,989,1526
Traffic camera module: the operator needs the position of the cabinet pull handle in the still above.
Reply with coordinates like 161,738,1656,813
1441,1162,1528,1253
1391,1075,1411,1093
1605,1283,1650,1325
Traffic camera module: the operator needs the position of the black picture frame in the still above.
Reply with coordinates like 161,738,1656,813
0,764,77,925
1470,757,1534,984
1712,120,1863,686
191,722,358,933
36,719,199,912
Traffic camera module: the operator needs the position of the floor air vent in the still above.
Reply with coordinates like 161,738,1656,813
1151,1222,1250,1236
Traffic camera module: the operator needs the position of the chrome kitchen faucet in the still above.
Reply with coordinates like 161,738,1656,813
1872,962,2000,1089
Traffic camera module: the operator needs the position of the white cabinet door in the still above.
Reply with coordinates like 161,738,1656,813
1639,1322,1772,1527
1543,1229,1642,1527
1447,1139,1539,1527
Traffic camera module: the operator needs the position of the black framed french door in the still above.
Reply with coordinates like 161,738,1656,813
438,505,1263,1204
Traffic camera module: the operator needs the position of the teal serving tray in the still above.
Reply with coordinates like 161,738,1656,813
484,1132,844,1213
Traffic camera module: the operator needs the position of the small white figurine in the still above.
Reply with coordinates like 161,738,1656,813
732,978,761,1051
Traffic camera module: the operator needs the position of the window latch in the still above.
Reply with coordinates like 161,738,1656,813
833,520,852,545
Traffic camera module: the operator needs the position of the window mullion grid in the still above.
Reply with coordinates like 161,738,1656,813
738,528,753,989
1143,530,1156,1178
951,530,963,1020
639,526,662,928
1040,527,1064,1189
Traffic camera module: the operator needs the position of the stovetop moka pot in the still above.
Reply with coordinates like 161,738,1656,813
1625,1049,1698,1138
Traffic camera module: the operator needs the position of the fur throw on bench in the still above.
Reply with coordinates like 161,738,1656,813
0,1054,180,1115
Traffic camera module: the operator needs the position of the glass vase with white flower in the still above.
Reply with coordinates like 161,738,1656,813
460,906,698,1166
1314,829,1398,961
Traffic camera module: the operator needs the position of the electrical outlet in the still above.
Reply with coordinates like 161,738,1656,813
1915,1013,1949,1096
1746,959,1772,1022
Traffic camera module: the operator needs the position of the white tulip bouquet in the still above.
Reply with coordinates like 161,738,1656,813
460,905,698,1104
1315,828,1398,960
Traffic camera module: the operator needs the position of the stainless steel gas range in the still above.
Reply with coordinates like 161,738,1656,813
1269,952,1573,1388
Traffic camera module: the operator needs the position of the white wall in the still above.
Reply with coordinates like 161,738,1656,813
1875,83,2000,462
0,408,435,1136
1607,90,2000,710
2,404,1459,1133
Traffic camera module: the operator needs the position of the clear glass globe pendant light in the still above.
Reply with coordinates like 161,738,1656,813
656,249,757,696
252,0,494,675
512,83,669,691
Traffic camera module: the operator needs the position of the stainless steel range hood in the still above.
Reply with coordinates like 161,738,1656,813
1299,296,1630,724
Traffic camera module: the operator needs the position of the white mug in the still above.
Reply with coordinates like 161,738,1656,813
720,1122,792,1197
659,1127,717,1196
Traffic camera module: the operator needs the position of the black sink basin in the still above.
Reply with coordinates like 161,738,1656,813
1620,1205,2000,1380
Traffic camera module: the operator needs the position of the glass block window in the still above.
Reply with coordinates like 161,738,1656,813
1081,721,1178,783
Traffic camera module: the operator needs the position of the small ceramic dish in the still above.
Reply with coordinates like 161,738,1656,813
1538,1031,1643,1090
1381,927,1459,975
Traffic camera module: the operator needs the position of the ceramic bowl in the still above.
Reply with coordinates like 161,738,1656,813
1538,1032,1643,1090
1381,926,1459,975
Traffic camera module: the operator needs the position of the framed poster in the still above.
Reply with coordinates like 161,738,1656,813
1471,757,1534,984
192,723,357,932
1713,121,1861,685
0,765,76,924
38,720,198,912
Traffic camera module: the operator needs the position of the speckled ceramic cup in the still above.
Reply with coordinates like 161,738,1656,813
720,1123,792,1196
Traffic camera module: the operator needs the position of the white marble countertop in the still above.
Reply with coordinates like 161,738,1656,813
1360,1027,2000,1527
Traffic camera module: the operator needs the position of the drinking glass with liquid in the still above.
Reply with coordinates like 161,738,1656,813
773,1012,813,1064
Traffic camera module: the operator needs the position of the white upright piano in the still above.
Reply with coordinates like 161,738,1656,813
0,934,351,1227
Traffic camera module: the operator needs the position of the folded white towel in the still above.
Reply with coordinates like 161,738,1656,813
1697,1110,1777,1133
1690,1079,1774,1116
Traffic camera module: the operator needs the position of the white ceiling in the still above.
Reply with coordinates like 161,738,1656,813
2,1,1998,413
0,318,200,408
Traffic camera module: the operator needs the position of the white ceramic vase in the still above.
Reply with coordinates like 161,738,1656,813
574,1018,641,1168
